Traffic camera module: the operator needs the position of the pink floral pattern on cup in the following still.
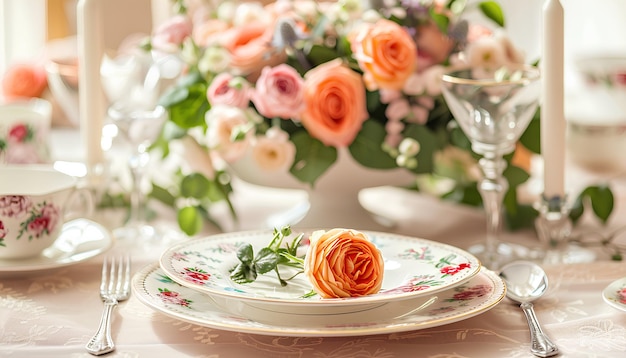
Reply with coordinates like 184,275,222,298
0,195,60,247
0,122,45,164
0,98,51,165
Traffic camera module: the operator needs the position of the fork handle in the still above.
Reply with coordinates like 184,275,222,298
86,297,118,356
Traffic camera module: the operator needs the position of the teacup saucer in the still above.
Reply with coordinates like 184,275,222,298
0,218,112,273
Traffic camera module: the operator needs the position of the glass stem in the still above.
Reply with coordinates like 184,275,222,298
127,147,149,226
477,155,508,266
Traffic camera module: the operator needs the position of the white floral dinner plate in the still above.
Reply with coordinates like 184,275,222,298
602,277,626,312
0,218,112,273
133,263,504,337
159,230,481,311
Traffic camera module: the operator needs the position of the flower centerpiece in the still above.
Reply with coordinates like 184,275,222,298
146,0,614,236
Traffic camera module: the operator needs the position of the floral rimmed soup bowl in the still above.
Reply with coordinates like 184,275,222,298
0,166,92,259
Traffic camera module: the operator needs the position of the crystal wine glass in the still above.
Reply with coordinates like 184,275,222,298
102,52,167,246
441,65,541,269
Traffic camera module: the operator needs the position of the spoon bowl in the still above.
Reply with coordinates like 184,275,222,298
499,261,559,357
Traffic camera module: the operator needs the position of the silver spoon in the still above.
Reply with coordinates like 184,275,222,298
499,261,559,357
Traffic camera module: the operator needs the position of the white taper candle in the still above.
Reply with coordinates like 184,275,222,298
77,0,106,172
541,0,566,198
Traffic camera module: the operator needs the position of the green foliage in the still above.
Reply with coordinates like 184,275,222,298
479,1,505,27
229,226,305,286
350,121,397,169
177,206,203,236
519,109,541,154
570,185,614,224
289,132,338,186
159,72,210,129
403,124,439,174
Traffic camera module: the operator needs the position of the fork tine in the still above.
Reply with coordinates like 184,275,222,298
122,256,131,294
100,257,109,296
108,257,117,294
115,257,124,295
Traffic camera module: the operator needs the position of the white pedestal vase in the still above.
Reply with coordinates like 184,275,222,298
229,147,416,230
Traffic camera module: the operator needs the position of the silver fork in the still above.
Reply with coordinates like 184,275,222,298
86,256,131,356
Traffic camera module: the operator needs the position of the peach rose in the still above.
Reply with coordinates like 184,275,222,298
193,19,229,47
300,59,368,147
220,22,283,77
2,63,47,99
304,228,384,298
351,19,417,91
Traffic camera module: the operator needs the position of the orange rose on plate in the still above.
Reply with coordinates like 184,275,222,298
304,228,384,298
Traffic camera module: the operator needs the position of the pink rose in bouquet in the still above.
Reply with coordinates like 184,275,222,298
251,64,304,120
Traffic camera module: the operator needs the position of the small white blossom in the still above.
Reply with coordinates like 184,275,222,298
232,2,269,27
465,36,507,69
399,138,421,157
216,1,237,23
198,46,231,74
205,105,252,162
251,131,296,171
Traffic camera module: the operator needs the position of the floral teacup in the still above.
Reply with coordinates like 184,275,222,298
0,98,52,164
0,166,93,259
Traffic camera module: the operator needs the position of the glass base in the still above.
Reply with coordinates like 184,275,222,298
541,244,596,265
113,222,184,251
468,241,597,270
467,242,532,271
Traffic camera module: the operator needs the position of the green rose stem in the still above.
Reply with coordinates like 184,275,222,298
229,226,305,287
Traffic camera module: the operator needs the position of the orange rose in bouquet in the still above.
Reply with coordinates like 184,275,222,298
301,59,368,147
304,228,384,298
1,63,47,99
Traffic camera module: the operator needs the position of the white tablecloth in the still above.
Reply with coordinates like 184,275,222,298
3,130,626,357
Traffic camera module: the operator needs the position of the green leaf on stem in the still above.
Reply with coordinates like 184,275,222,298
519,109,541,154
587,185,614,223
149,183,176,207
479,1,505,27
177,206,203,236
237,244,254,265
350,120,396,169
290,132,337,186
229,225,305,286
255,248,280,275
180,173,211,199
570,185,614,224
